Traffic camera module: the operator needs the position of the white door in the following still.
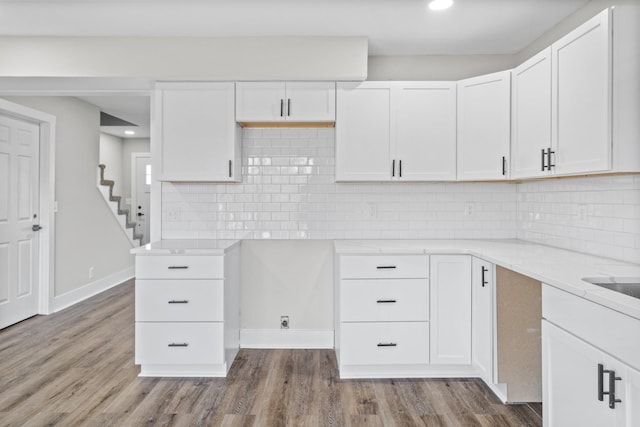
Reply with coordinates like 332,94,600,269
0,114,40,329
133,154,151,245
430,255,472,365
394,83,457,181
512,47,553,179
471,257,493,383
457,70,511,180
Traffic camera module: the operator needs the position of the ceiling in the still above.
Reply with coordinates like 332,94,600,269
0,0,591,139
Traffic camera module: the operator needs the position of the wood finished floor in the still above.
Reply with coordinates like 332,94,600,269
0,280,542,426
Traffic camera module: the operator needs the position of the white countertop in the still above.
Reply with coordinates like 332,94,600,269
131,239,240,255
335,239,640,320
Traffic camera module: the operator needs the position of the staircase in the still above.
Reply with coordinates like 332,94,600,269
97,164,142,247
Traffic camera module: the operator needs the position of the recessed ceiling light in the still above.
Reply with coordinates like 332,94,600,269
124,130,135,135
428,0,453,11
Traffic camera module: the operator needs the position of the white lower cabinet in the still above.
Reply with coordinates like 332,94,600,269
134,247,240,377
335,253,475,378
543,284,640,426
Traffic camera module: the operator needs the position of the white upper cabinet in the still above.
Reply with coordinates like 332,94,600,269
155,82,241,182
512,48,553,179
336,82,391,181
235,82,335,122
394,83,457,181
513,6,640,178
457,70,511,181
551,8,611,176
336,81,456,182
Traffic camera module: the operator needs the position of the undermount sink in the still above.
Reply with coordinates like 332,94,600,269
582,277,640,300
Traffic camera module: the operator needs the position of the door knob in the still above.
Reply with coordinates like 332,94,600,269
137,212,144,217
32,224,42,231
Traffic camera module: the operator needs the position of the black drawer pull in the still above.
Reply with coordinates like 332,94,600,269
376,266,396,269
168,300,189,304
168,266,189,270
168,343,189,347
376,299,397,304
377,343,397,347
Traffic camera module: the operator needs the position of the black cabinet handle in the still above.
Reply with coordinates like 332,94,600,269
377,343,397,347
598,363,606,402
376,266,396,269
376,299,397,304
481,266,488,287
607,369,622,409
168,300,189,304
547,148,555,169
502,156,506,176
280,99,284,117
287,98,291,117
541,148,547,171
392,159,395,177
168,266,189,270
168,343,188,347
229,160,232,178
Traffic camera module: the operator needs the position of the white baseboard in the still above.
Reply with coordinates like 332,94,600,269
52,266,134,312
240,329,334,349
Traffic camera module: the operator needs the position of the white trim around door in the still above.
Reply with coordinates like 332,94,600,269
0,98,56,316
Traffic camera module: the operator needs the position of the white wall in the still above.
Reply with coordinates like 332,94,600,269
517,175,640,264
1,96,134,296
99,133,123,196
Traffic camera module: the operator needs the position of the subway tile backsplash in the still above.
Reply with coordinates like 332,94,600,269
162,128,517,241
161,128,640,263
517,175,640,264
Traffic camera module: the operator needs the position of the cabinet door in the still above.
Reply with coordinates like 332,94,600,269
552,8,611,175
394,83,457,181
542,321,616,427
471,258,493,383
621,364,640,427
457,71,511,181
336,83,391,181
512,48,553,179
430,255,471,365
235,82,286,122
285,82,335,122
157,82,240,182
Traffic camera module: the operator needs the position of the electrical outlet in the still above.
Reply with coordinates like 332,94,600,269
464,203,475,217
88,267,95,279
366,203,378,219
280,316,289,329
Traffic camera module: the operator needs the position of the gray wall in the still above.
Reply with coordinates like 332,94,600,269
2,96,134,296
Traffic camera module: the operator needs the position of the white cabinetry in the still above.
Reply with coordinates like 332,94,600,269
335,254,430,377
429,255,472,365
336,81,457,182
457,71,511,180
471,257,493,384
513,6,640,178
542,284,640,426
235,82,335,123
134,246,240,377
155,82,241,182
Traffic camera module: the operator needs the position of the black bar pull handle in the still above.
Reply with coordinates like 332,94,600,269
392,159,395,177
376,266,397,269
377,343,397,347
168,343,189,347
481,266,488,287
168,300,189,304
541,148,547,171
280,99,284,117
399,160,402,178
547,147,555,169
168,266,189,270
608,369,622,409
502,156,506,176
376,299,397,304
598,363,606,402
287,98,291,117
229,160,232,178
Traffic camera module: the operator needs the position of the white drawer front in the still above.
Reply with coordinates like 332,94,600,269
135,255,223,279
136,280,223,322
135,322,224,365
340,322,429,365
340,255,429,279
340,279,429,322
